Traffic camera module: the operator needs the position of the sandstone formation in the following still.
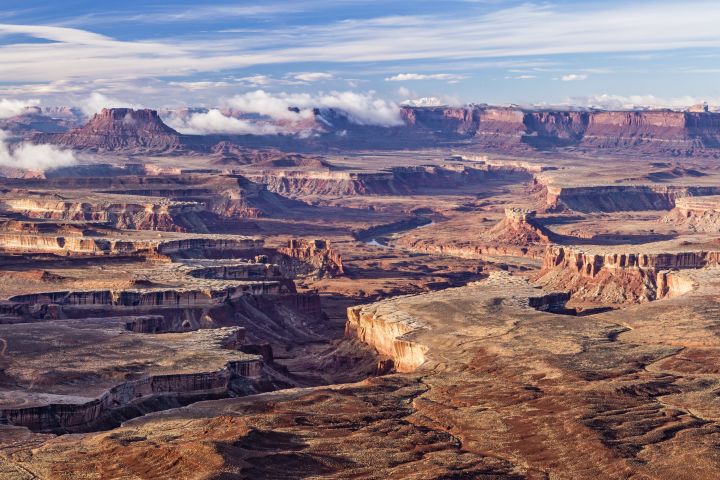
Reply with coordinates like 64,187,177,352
1,193,206,232
17,105,720,158
274,239,344,278
536,245,705,305
400,106,720,157
542,183,720,212
34,108,186,152
663,195,720,232
0,324,264,433
6,99,720,479
245,163,532,197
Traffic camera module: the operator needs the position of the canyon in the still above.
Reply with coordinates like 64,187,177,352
3,106,720,478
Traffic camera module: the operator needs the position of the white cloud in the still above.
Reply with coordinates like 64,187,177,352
293,72,334,82
0,130,76,171
400,96,461,107
236,75,276,86
385,73,466,82
225,90,403,126
567,93,720,110
166,109,285,135
0,98,39,119
561,74,588,81
505,74,536,80
167,81,232,91
2,2,720,100
396,86,413,98
78,92,143,117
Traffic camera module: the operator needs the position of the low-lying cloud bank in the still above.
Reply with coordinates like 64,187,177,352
166,109,286,135
0,130,76,171
226,90,403,126
0,99,40,119
169,90,403,135
565,94,720,110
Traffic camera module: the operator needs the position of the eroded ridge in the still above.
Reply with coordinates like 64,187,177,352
537,245,706,305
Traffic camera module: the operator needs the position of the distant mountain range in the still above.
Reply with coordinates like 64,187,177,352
13,105,720,158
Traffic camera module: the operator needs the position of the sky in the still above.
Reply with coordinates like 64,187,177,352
2,0,720,112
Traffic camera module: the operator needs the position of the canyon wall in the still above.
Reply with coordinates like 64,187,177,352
245,164,532,197
2,197,206,232
9,283,282,308
345,302,427,373
541,183,720,212
537,246,712,304
0,234,262,257
401,107,720,156
0,357,263,433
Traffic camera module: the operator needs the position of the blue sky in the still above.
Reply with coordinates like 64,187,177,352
1,0,720,111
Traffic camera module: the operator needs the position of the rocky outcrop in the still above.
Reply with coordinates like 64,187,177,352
397,208,551,260
346,302,427,372
662,196,720,232
22,105,720,157
89,174,305,220
275,239,344,278
485,208,553,245
542,246,720,274
396,240,539,259
536,246,711,304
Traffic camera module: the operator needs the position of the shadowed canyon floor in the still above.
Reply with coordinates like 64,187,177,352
4,112,720,477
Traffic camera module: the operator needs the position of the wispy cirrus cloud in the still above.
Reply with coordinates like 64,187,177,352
2,1,720,87
292,72,334,82
385,73,467,82
561,74,588,81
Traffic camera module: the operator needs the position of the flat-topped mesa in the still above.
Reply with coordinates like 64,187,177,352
33,108,186,152
345,271,562,373
189,263,297,293
275,239,344,278
399,106,720,156
537,245,707,304
663,195,720,232
244,163,533,197
0,326,264,433
541,183,720,213
156,237,263,257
